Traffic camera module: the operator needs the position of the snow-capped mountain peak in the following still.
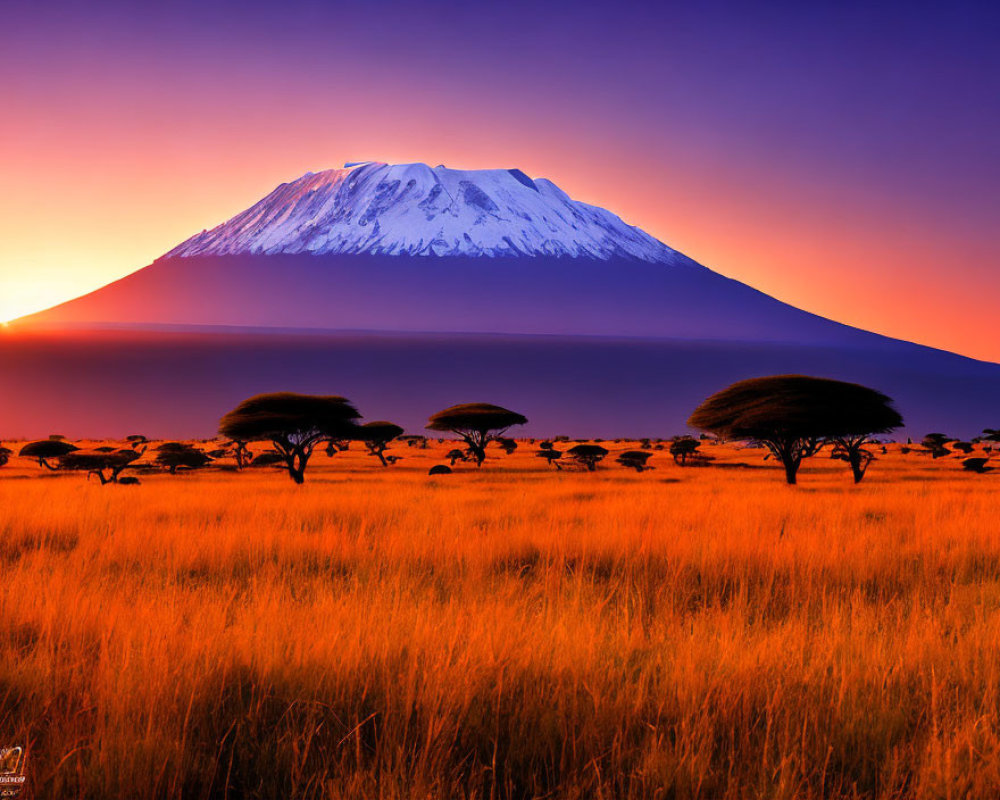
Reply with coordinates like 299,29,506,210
163,161,679,262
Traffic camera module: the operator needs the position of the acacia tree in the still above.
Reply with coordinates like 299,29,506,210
354,421,404,466
495,437,518,455
616,450,653,472
688,375,903,484
219,393,361,484
567,444,608,471
126,435,149,453
19,440,79,470
536,448,563,470
446,449,469,466
921,433,953,459
536,441,563,470
669,436,701,466
982,429,1000,444
59,449,140,484
226,439,253,469
154,442,212,474
426,403,527,467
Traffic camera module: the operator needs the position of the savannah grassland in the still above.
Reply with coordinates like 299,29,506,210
2,439,999,800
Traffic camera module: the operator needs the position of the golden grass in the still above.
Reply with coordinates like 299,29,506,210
1,441,999,799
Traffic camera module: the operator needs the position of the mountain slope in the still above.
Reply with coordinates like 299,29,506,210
19,252,884,345
9,160,1000,438
2,328,999,439
16,161,891,346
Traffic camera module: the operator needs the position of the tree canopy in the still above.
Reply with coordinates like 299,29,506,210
219,392,361,483
154,443,212,474
353,421,404,466
426,403,527,466
688,375,903,484
616,450,653,472
567,444,608,471
19,439,79,470
60,449,140,484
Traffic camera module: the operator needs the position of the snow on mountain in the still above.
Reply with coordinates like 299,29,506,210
163,162,681,263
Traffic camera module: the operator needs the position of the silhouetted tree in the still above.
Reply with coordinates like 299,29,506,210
669,437,701,466
922,433,953,459
962,458,992,474
616,450,653,472
226,439,253,470
154,443,212,474
324,438,352,457
446,449,468,466
59,449,140,484
495,437,518,455
19,440,78,470
219,393,361,484
354,421,404,466
951,441,974,454
426,403,527,467
126,435,149,453
0,445,11,468
428,464,452,476
536,448,563,470
688,375,902,484
567,444,608,471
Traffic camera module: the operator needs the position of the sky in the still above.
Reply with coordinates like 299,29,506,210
2,0,998,360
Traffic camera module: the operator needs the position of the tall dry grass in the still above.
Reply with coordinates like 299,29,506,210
1,441,999,798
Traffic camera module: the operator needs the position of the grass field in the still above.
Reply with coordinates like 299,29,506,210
1,439,998,799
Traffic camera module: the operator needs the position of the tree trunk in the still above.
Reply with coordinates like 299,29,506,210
782,456,800,485
469,444,486,467
284,449,308,484
849,452,866,484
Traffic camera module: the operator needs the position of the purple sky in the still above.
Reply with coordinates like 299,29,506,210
2,0,999,359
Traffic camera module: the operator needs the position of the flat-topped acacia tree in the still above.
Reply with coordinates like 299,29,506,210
354,421,404,466
219,393,361,484
154,442,212,474
19,440,79,470
567,444,609,471
688,375,903,484
59,449,141,485
426,403,527,467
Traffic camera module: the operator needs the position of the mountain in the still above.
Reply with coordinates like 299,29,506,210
6,160,1000,439
15,161,886,345
163,161,678,261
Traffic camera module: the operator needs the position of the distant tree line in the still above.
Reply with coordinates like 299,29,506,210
2,374,996,485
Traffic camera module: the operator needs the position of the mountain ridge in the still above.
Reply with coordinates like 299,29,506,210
163,161,680,262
